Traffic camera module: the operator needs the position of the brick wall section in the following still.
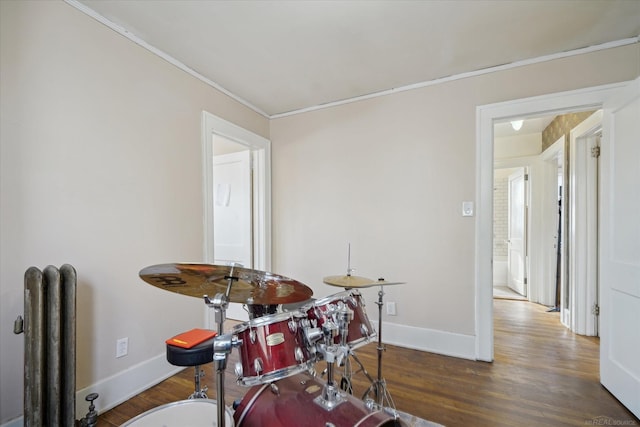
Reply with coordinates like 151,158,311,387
493,168,516,258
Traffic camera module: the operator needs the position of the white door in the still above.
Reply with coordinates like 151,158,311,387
507,168,527,296
213,150,252,267
600,78,640,417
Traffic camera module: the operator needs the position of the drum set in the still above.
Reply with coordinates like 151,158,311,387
138,262,405,427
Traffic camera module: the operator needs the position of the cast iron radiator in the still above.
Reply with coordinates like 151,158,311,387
23,265,77,427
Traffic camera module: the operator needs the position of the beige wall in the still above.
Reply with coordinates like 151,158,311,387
269,43,639,343
1,0,639,424
0,1,268,423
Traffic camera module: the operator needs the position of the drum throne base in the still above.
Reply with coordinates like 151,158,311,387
166,336,216,399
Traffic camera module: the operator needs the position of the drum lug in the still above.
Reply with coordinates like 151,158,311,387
347,296,357,307
305,327,323,346
234,362,243,378
254,357,263,374
360,324,369,338
295,346,305,363
288,319,298,333
250,328,257,344
364,398,377,412
269,383,280,396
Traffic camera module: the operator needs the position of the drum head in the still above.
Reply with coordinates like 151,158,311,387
121,399,234,426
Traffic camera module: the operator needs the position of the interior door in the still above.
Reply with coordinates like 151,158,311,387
599,78,640,417
507,168,527,296
213,150,252,267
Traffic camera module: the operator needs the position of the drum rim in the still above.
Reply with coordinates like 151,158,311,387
238,362,313,387
232,310,304,332
120,399,234,426
301,290,357,311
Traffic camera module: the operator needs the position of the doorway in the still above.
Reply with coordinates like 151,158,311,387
491,111,601,329
201,111,272,322
475,82,628,362
492,167,528,300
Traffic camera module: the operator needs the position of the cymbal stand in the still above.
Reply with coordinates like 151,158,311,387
363,285,395,409
204,263,240,427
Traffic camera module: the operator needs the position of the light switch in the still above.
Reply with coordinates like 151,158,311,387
462,201,474,217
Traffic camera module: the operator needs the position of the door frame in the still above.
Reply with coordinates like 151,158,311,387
475,81,629,362
540,135,565,309
567,111,602,336
201,111,272,272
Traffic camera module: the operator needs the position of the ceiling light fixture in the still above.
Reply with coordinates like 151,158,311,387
511,120,524,131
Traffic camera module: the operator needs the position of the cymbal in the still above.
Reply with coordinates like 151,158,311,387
140,263,313,305
323,275,405,288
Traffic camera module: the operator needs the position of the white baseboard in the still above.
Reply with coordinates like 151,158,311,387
0,417,21,427
0,352,184,427
75,353,183,416
372,319,477,360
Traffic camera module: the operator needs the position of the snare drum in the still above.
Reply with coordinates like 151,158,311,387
121,399,234,426
303,290,376,349
233,311,313,386
233,372,403,427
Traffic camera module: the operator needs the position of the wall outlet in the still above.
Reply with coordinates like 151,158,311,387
386,301,397,316
116,337,128,358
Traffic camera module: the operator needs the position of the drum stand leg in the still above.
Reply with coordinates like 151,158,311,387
340,349,376,395
362,286,395,409
188,365,208,399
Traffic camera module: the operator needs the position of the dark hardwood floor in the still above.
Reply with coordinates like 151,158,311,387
97,300,638,426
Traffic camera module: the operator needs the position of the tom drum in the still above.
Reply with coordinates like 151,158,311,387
232,311,313,386
303,290,376,349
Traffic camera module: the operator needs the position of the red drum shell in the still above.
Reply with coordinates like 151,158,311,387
233,311,312,386
304,290,376,349
233,372,402,427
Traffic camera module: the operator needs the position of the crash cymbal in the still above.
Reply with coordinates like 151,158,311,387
140,263,313,305
323,275,405,288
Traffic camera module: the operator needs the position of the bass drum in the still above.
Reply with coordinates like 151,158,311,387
121,399,234,426
233,372,404,427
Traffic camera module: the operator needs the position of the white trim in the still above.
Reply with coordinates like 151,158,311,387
271,38,639,118
540,136,565,309
476,81,630,362
62,0,640,119
0,417,21,427
372,320,476,361
568,110,603,336
74,354,181,417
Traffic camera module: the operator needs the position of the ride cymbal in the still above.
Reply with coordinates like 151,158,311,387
140,263,313,304
323,275,405,288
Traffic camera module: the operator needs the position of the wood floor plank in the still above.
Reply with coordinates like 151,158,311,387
97,300,638,426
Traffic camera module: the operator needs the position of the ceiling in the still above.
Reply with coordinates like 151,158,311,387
73,0,640,118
